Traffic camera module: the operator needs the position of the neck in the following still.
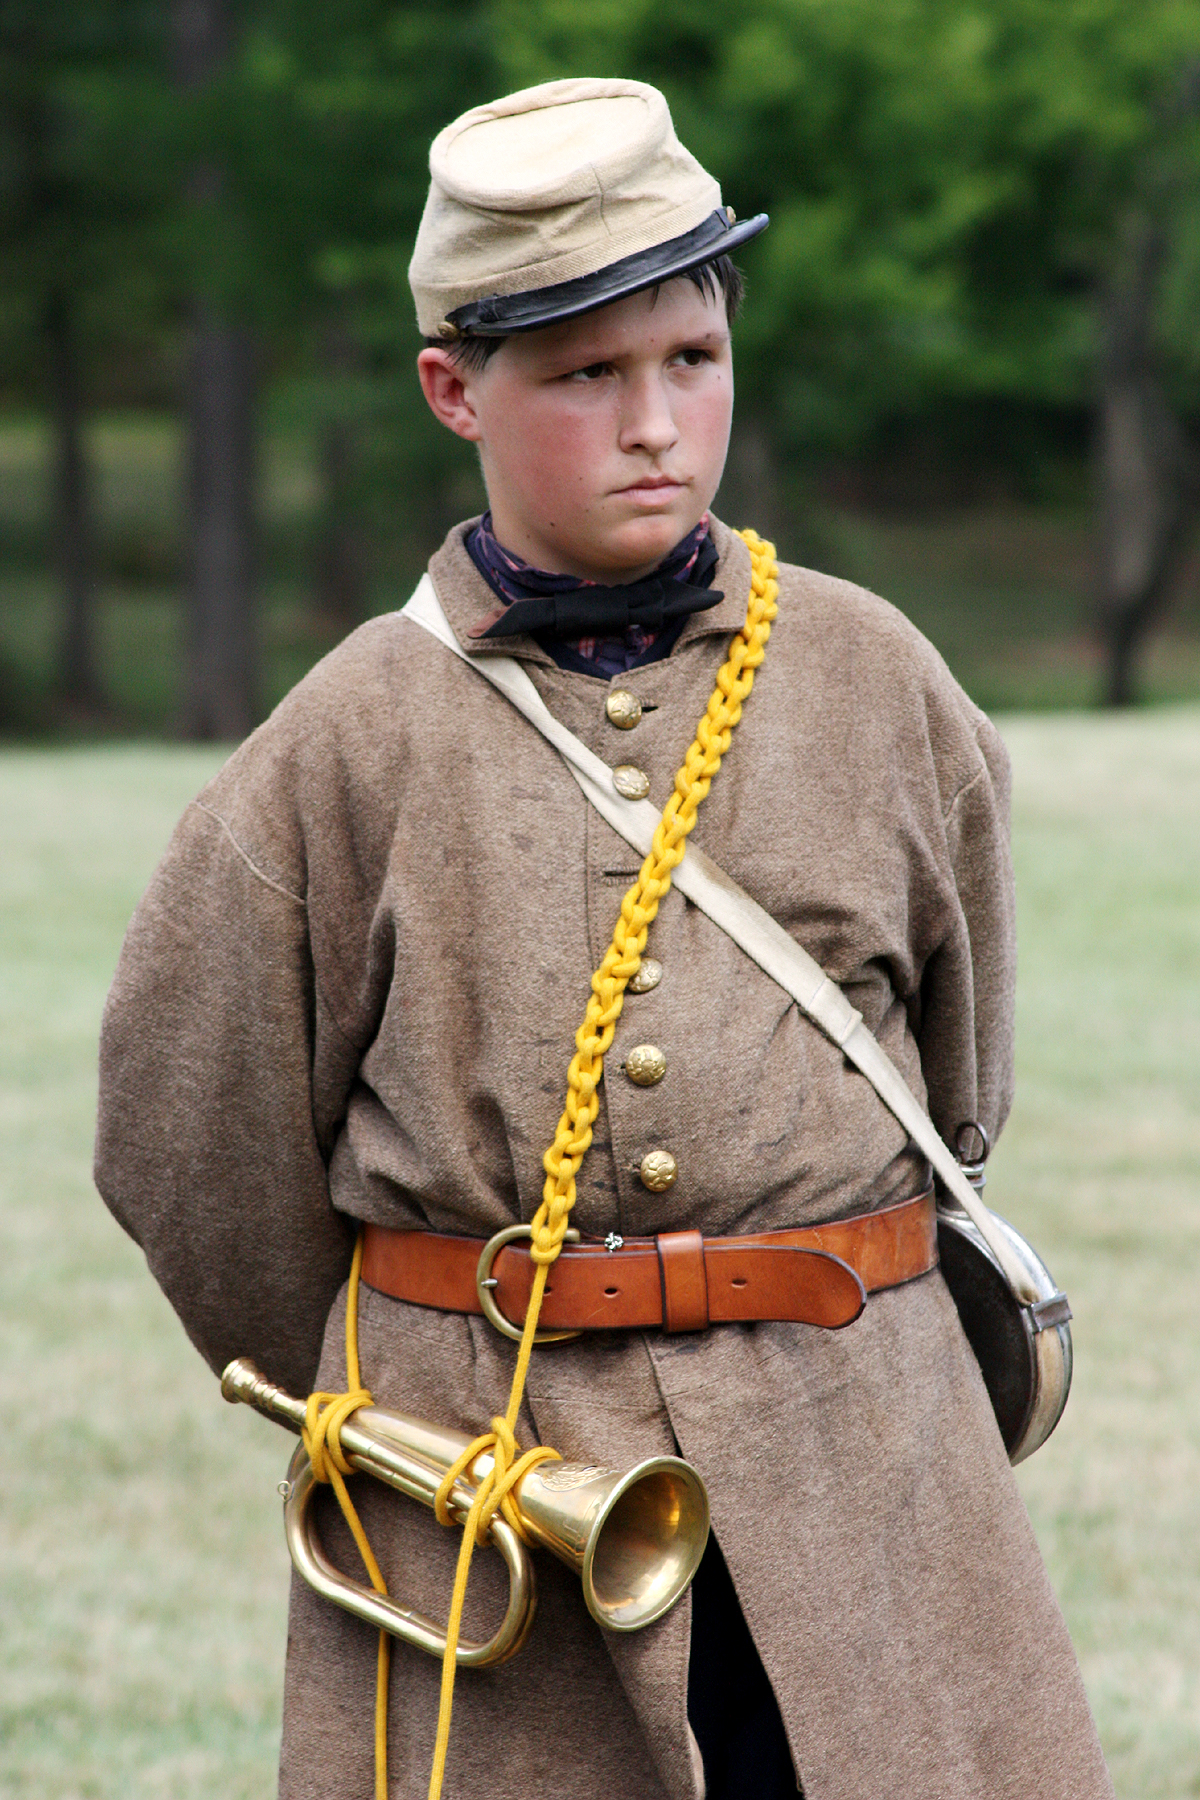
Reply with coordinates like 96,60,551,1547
473,513,712,596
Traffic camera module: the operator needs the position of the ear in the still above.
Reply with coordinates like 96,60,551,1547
417,347,484,442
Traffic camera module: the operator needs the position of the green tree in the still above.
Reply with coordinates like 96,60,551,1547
211,0,499,629
0,0,168,718
124,0,499,736
494,0,1200,700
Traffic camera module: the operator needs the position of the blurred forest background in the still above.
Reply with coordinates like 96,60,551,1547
5,0,1200,738
5,10,1200,1796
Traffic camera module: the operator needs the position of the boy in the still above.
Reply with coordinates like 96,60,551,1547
96,78,1113,1800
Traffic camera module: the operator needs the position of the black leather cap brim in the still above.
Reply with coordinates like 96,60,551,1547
445,209,769,337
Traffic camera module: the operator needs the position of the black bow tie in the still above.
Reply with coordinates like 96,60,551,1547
480,576,724,643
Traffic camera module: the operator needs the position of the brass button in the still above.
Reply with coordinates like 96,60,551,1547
628,958,662,994
639,1149,678,1192
605,689,642,729
613,764,650,801
625,1044,666,1087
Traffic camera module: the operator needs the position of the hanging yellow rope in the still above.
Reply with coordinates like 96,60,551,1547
309,529,780,1800
300,1231,391,1800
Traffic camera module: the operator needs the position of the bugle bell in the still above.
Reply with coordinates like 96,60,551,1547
221,1357,710,1667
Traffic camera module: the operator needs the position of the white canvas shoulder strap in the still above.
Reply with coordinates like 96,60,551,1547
401,574,1036,1299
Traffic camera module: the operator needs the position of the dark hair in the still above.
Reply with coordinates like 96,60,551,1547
428,254,745,372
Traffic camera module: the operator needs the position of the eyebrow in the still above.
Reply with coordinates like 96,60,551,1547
540,327,731,371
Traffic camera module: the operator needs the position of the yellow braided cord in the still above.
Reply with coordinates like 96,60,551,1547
424,530,780,1800
301,1231,390,1800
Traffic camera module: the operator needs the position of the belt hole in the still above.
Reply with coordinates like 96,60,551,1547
604,1286,619,1297
731,1276,747,1288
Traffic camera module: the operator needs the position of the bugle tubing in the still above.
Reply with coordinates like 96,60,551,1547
221,1357,709,1666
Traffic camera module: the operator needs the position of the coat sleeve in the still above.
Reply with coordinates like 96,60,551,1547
94,793,359,1397
914,709,1017,1157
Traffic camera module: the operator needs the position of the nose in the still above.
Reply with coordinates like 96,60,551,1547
618,369,679,457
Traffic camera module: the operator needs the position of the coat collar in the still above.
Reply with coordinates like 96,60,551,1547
426,515,756,665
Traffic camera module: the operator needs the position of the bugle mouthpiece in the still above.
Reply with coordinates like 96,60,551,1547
220,1357,307,1432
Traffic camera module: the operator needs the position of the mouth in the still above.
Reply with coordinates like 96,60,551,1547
617,475,686,502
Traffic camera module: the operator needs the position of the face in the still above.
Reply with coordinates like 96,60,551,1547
417,279,733,582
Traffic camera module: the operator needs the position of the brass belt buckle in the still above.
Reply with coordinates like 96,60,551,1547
475,1223,583,1344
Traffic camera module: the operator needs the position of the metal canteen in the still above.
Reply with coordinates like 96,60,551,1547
936,1204,1073,1464
221,1357,710,1666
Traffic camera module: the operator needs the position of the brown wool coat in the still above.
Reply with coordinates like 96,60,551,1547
95,519,1113,1800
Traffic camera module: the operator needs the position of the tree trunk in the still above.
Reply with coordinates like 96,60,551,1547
45,289,102,712
1095,220,1199,707
172,0,230,85
180,310,257,739
174,0,257,740
313,320,366,632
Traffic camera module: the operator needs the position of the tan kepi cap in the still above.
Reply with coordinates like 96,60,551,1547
409,77,768,340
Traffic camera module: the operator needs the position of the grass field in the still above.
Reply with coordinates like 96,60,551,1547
1,712,1198,1797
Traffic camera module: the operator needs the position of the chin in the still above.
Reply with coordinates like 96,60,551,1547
601,514,692,572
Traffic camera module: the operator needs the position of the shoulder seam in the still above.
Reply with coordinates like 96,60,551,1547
942,751,990,824
192,800,306,906
193,801,369,1048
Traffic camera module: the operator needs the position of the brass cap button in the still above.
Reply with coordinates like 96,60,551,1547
605,689,642,729
625,1044,666,1086
628,958,662,994
613,764,650,801
639,1149,678,1192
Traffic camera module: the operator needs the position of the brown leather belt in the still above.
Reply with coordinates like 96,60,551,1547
361,1191,937,1335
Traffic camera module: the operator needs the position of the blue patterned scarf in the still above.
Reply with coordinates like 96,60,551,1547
466,512,720,677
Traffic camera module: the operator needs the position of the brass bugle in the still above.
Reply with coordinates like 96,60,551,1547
221,1357,710,1668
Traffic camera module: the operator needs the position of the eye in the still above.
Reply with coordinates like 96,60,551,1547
565,361,612,382
673,346,714,368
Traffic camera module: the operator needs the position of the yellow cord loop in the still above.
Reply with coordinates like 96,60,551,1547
432,1415,562,1545
306,532,779,1800
304,1389,370,1481
302,1232,391,1800
425,529,779,1800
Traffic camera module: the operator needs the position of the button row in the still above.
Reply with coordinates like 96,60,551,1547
624,948,671,1189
